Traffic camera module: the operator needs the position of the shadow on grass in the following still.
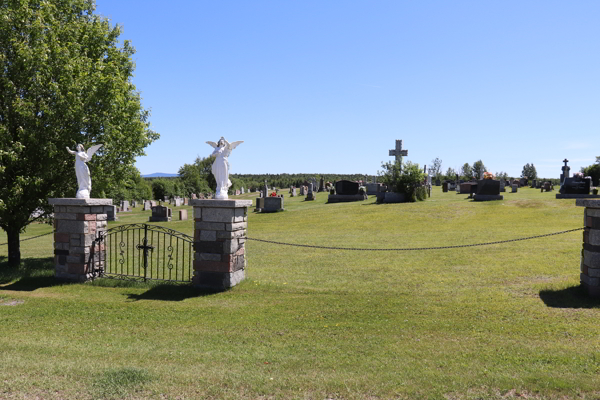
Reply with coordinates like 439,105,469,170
0,256,63,291
125,283,221,301
539,285,600,309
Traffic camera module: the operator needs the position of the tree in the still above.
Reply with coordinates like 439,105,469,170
0,1,159,266
581,158,600,186
443,167,457,181
521,163,538,180
472,160,487,179
430,158,442,179
380,160,427,202
178,156,216,196
460,163,473,180
495,171,509,180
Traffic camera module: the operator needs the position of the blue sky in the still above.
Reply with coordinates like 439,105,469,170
95,0,599,179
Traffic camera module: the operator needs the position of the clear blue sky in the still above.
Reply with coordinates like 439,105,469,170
95,0,599,179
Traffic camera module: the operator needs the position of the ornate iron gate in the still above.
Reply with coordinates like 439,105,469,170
96,223,194,282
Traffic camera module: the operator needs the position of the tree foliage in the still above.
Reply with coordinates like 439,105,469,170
430,158,442,179
471,160,487,179
581,157,600,186
0,0,158,266
443,167,457,181
178,156,216,196
380,160,427,202
460,163,473,180
521,163,538,180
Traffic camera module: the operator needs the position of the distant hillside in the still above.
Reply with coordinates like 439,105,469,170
142,172,179,178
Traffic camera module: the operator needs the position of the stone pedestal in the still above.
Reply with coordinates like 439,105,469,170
190,199,252,289
48,198,112,282
577,199,600,297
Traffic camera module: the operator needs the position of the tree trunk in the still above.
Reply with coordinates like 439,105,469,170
7,227,21,267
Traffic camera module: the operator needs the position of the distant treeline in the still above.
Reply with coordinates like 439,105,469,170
231,173,375,191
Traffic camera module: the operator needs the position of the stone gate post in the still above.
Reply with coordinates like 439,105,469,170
190,199,252,289
577,199,600,297
48,198,112,281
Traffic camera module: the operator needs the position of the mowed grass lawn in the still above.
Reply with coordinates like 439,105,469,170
1,188,599,399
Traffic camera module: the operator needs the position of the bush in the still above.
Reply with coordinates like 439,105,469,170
379,161,426,202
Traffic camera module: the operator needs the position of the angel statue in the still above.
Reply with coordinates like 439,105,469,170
206,137,243,200
66,144,103,199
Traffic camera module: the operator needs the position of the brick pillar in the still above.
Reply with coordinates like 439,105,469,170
577,199,600,297
190,199,252,289
48,198,112,282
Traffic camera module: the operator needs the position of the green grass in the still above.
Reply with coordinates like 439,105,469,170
1,189,599,399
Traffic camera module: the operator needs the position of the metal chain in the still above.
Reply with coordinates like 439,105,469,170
0,231,54,246
246,227,584,251
0,227,585,251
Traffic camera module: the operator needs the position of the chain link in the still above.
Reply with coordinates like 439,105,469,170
1,227,585,251
0,231,54,246
246,227,584,251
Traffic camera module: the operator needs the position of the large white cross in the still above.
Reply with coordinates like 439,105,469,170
389,140,408,163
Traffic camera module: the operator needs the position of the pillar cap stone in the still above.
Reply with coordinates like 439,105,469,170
576,199,600,208
48,198,113,206
189,199,252,208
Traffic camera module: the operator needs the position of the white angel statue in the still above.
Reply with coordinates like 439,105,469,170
66,144,103,199
206,137,243,200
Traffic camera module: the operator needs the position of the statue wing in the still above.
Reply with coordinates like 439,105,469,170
206,141,218,148
86,144,103,158
229,141,243,150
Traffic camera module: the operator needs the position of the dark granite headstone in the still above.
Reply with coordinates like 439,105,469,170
560,177,591,195
476,180,500,195
335,180,359,195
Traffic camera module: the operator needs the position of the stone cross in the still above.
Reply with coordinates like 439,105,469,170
561,158,570,184
389,140,408,163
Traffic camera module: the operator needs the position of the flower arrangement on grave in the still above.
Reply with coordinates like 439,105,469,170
574,172,584,180
592,187,598,195
269,191,277,197
483,172,495,180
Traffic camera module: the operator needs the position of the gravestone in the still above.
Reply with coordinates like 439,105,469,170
179,209,188,221
557,176,598,199
291,187,297,197
499,179,506,192
366,182,383,195
318,177,325,192
131,200,137,208
241,187,245,194
335,180,359,195
328,180,366,203
511,184,518,193
235,190,240,196
143,201,151,211
435,179,441,186
256,195,284,212
191,193,197,199
149,205,171,222
106,205,118,221
119,200,130,212
300,186,305,195
560,159,570,184
473,180,503,201
442,182,448,192
306,183,316,201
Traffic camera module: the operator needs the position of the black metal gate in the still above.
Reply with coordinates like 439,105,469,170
95,223,194,282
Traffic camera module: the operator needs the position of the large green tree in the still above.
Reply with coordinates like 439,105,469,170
472,160,487,179
521,163,538,180
178,156,216,196
0,0,159,266
581,157,600,186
